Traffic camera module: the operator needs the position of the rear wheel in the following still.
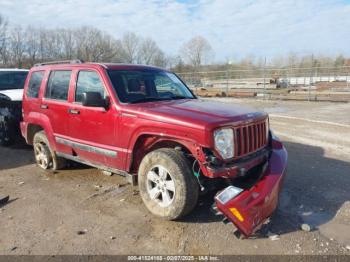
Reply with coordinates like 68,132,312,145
33,131,66,170
138,148,199,220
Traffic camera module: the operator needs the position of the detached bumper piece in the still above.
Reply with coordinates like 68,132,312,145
215,146,288,237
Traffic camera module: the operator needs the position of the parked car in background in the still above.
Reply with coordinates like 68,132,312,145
0,69,29,146
21,60,287,238
276,78,290,88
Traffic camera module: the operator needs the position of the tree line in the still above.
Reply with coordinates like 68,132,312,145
0,13,216,70
0,13,349,73
0,19,165,67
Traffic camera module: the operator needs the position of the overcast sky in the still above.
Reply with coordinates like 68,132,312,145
0,0,349,62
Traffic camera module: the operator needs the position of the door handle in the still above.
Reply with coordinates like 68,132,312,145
40,104,48,109
68,109,80,115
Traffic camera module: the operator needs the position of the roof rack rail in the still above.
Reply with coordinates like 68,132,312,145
34,59,84,67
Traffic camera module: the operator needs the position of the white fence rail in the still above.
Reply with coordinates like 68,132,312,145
176,66,350,101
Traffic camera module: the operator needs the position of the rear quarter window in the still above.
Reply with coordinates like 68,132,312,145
26,71,45,98
45,70,72,101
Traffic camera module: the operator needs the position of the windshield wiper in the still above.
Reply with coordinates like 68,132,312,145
130,97,172,104
130,96,193,103
171,95,193,100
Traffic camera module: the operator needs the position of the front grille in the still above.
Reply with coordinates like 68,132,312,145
234,119,268,157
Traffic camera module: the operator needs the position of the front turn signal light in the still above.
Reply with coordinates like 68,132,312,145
229,207,244,222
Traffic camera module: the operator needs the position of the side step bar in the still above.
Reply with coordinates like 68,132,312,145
56,152,137,186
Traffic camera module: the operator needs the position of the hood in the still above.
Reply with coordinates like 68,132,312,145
0,89,23,101
123,99,267,130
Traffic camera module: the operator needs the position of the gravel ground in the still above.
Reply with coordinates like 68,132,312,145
0,99,350,255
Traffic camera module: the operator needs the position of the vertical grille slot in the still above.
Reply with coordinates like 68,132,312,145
236,128,241,156
262,121,266,145
245,127,250,154
248,126,253,152
234,119,268,158
241,127,246,155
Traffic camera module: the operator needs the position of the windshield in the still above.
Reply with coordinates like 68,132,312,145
107,69,195,103
0,71,28,91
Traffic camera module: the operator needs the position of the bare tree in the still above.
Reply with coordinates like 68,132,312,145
167,55,184,71
181,36,213,68
334,55,345,68
37,29,48,61
76,27,99,61
152,50,167,68
118,32,140,63
9,26,26,67
0,14,8,65
25,26,41,66
138,38,158,64
59,28,76,60
74,27,119,62
42,30,63,60
95,33,119,62
287,52,299,68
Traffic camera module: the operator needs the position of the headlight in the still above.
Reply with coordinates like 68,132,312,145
214,128,234,159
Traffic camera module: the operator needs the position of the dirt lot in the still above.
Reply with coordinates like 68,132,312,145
0,99,350,255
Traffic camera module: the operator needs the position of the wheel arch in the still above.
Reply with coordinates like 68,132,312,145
128,134,198,174
25,113,56,149
27,124,44,145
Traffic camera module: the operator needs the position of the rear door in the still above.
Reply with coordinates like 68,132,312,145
65,69,122,169
41,70,73,154
22,70,45,120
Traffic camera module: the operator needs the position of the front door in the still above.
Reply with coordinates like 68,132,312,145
65,70,122,169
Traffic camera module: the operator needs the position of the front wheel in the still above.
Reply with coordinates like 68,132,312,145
138,148,199,220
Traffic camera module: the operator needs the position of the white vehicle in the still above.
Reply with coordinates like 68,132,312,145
0,69,29,145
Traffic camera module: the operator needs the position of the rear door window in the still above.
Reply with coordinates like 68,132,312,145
75,71,106,103
45,70,72,101
26,71,45,98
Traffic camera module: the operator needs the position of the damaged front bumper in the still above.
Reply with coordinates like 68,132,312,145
214,138,288,237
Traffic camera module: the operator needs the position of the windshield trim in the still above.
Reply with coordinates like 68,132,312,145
107,69,196,104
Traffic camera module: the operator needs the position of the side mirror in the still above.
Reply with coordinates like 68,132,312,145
81,92,108,108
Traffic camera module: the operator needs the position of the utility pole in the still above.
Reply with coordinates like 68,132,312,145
308,54,314,102
263,57,267,100
226,60,232,95
226,68,229,95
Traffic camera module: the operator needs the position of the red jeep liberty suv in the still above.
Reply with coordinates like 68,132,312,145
21,60,287,237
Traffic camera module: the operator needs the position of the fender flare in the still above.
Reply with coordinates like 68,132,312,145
25,112,56,150
126,131,207,173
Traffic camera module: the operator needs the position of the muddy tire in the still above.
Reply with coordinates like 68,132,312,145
33,131,66,170
138,148,199,220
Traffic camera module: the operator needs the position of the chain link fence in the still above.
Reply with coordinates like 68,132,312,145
177,66,350,102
